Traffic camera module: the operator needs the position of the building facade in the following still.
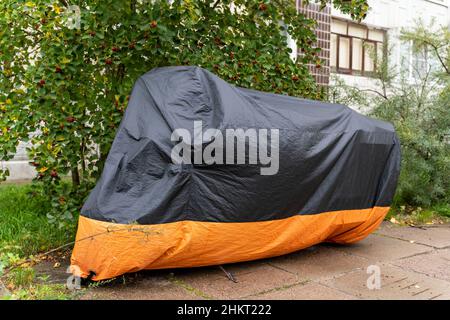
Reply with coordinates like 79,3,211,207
297,1,332,86
295,0,449,89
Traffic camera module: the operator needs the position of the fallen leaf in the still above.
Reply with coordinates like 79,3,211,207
53,262,61,268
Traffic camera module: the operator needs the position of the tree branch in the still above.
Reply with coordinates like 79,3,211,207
419,39,449,74
212,0,221,10
355,88,389,100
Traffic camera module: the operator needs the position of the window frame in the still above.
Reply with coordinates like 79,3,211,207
330,18,386,77
400,39,437,81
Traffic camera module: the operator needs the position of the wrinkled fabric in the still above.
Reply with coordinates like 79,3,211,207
72,66,400,280
72,206,389,280
81,66,400,225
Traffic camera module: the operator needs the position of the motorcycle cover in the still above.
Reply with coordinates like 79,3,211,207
71,66,400,280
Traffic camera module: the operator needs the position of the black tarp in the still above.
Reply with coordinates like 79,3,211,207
81,66,400,225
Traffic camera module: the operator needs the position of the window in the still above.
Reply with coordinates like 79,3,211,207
400,40,439,80
330,18,386,76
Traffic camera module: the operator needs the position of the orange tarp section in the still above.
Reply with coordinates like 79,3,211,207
71,206,389,280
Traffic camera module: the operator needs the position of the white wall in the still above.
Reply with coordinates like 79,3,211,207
1,141,36,181
332,0,448,30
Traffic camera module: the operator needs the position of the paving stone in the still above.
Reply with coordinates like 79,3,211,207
267,245,369,280
333,234,432,262
173,260,265,283
320,264,450,300
248,282,358,300
392,249,450,282
177,263,300,299
376,222,450,249
81,276,201,300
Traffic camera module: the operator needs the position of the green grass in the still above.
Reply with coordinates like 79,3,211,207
2,281,83,300
2,266,84,300
431,203,450,218
386,203,450,225
7,266,35,287
0,183,79,300
0,183,76,258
